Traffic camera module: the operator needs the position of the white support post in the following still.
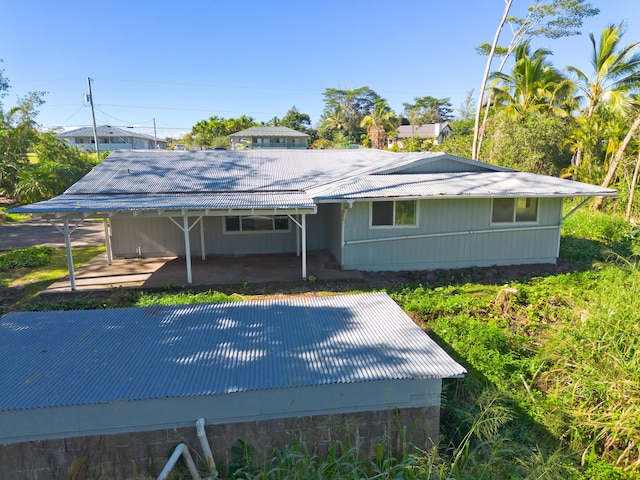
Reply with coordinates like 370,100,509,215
301,214,307,279
199,215,205,260
63,219,76,291
296,215,301,257
183,215,193,284
103,218,113,265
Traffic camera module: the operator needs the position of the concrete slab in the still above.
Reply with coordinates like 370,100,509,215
45,250,363,293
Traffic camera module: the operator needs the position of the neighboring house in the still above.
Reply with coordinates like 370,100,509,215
56,125,167,150
0,292,465,477
229,126,309,150
389,122,452,148
13,149,616,287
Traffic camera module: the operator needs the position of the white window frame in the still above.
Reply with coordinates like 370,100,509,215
222,215,291,234
369,200,419,229
490,197,539,225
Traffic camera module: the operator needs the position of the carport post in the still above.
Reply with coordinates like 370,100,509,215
63,219,76,291
183,215,193,284
199,216,205,260
103,218,113,265
301,214,307,279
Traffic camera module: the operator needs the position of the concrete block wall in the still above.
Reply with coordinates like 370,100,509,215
0,406,439,479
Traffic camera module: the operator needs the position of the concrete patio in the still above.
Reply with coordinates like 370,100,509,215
44,250,363,293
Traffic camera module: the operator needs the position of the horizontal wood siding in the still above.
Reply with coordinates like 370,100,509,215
111,211,334,258
111,217,184,257
342,198,563,271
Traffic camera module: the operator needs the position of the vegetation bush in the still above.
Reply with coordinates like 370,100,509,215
0,245,54,271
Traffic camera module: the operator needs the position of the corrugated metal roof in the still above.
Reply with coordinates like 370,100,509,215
316,171,618,199
0,293,465,411
55,125,159,141
229,126,309,137
11,192,316,214
65,149,394,195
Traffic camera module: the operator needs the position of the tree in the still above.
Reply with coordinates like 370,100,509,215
318,87,381,143
457,90,477,121
14,133,97,204
190,115,258,147
490,41,575,118
279,106,311,133
472,0,513,160
402,96,453,125
0,91,46,196
360,99,396,150
484,110,573,175
472,0,600,159
568,23,640,119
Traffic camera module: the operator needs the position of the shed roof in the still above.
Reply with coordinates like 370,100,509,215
230,126,309,138
0,293,465,412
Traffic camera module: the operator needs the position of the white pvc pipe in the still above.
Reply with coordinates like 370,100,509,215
156,443,202,480
196,418,217,479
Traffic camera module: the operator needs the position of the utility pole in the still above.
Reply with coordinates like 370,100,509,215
153,117,158,149
87,77,99,157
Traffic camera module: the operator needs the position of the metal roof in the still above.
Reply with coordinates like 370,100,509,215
0,293,465,412
316,171,618,200
11,192,316,215
229,126,309,138
65,149,393,194
11,150,617,216
55,125,160,142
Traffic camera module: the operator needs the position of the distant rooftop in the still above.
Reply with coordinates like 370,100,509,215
56,125,160,142
230,126,309,138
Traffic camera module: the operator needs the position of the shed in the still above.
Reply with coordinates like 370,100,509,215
0,293,465,477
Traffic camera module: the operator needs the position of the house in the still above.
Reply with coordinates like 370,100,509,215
12,149,616,288
0,292,466,477
229,126,309,150
56,125,167,150
389,122,452,148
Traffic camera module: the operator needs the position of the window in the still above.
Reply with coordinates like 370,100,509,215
371,200,417,227
224,215,290,233
491,198,538,223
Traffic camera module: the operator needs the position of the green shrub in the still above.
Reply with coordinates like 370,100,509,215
0,246,55,271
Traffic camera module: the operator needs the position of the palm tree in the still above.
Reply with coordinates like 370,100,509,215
568,23,640,119
490,42,575,118
360,100,396,150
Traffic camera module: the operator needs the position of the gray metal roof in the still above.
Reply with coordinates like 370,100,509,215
0,293,465,412
11,150,617,216
229,126,309,138
65,149,393,194
11,192,316,214
316,171,618,200
55,125,160,142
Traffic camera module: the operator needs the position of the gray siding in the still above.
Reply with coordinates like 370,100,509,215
111,211,334,258
342,197,563,271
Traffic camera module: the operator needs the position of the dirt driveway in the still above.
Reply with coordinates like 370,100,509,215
0,219,105,251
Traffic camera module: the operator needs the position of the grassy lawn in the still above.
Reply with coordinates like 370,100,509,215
0,246,105,310
1,209,638,479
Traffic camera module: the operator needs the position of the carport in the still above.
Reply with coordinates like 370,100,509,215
12,193,317,291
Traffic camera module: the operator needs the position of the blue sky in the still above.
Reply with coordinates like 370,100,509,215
1,0,639,139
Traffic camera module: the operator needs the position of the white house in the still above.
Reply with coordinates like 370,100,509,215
56,125,167,151
389,122,452,148
229,126,309,150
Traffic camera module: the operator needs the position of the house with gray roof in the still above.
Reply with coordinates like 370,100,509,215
0,292,465,477
12,149,616,289
230,126,309,150
56,125,167,150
